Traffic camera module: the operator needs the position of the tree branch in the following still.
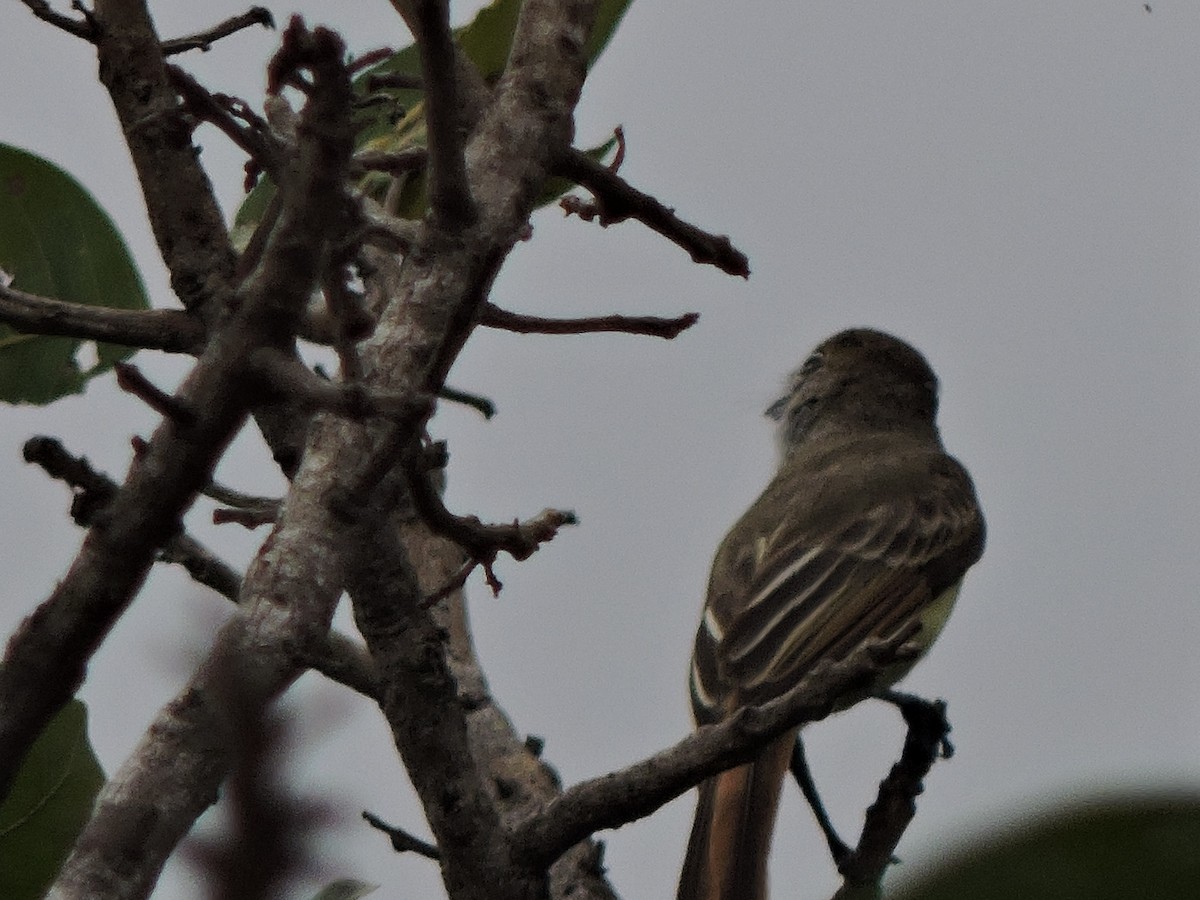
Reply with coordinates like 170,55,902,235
362,810,441,860
113,361,197,425
19,0,96,41
405,461,576,573
167,64,281,177
482,302,700,339
556,147,751,278
20,434,378,700
248,348,433,421
831,696,953,898
512,627,922,868
389,0,475,228
91,0,239,317
352,147,429,177
161,6,274,56
0,283,206,353
0,14,356,809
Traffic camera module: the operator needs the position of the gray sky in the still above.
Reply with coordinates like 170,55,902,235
3,2,1200,898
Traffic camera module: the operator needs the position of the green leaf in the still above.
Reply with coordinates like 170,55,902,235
0,700,105,899
0,144,149,405
235,0,634,230
307,878,379,900
893,792,1200,900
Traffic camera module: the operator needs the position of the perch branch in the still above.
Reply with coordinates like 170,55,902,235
831,695,953,897
513,626,921,867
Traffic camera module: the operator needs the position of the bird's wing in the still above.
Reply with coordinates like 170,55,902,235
690,454,982,719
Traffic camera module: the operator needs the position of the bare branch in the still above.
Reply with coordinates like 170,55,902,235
19,0,96,40
390,0,474,227
168,64,280,175
556,147,751,278
212,505,279,529
437,385,496,418
20,435,376,698
249,348,433,421
482,303,700,340
0,283,206,353
92,0,240,317
161,6,275,56
344,488,508,895
113,362,197,425
512,627,922,867
358,198,420,253
202,480,279,512
352,147,429,177
362,810,441,860
831,696,952,898
406,463,576,571
0,13,357,807
36,0,640,895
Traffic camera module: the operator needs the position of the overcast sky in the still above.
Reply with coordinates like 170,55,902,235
3,2,1200,898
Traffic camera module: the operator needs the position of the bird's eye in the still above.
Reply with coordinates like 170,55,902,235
764,394,788,420
799,351,823,378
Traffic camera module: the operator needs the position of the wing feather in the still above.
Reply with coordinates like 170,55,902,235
690,440,983,716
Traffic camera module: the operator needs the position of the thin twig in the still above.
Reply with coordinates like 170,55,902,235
556,147,750,278
348,48,397,75
113,362,197,425
212,505,280,529
161,7,275,56
482,303,699,340
419,558,479,608
203,480,278,511
168,65,279,172
19,0,95,40
362,811,441,860
437,385,495,418
405,459,576,580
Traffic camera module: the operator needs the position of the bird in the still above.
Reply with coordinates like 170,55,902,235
677,328,985,900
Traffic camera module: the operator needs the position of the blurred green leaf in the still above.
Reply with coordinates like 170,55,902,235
892,791,1200,900
307,879,379,900
236,0,633,229
0,144,149,405
0,700,105,900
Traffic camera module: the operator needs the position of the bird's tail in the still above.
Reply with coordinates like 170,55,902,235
677,730,796,900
